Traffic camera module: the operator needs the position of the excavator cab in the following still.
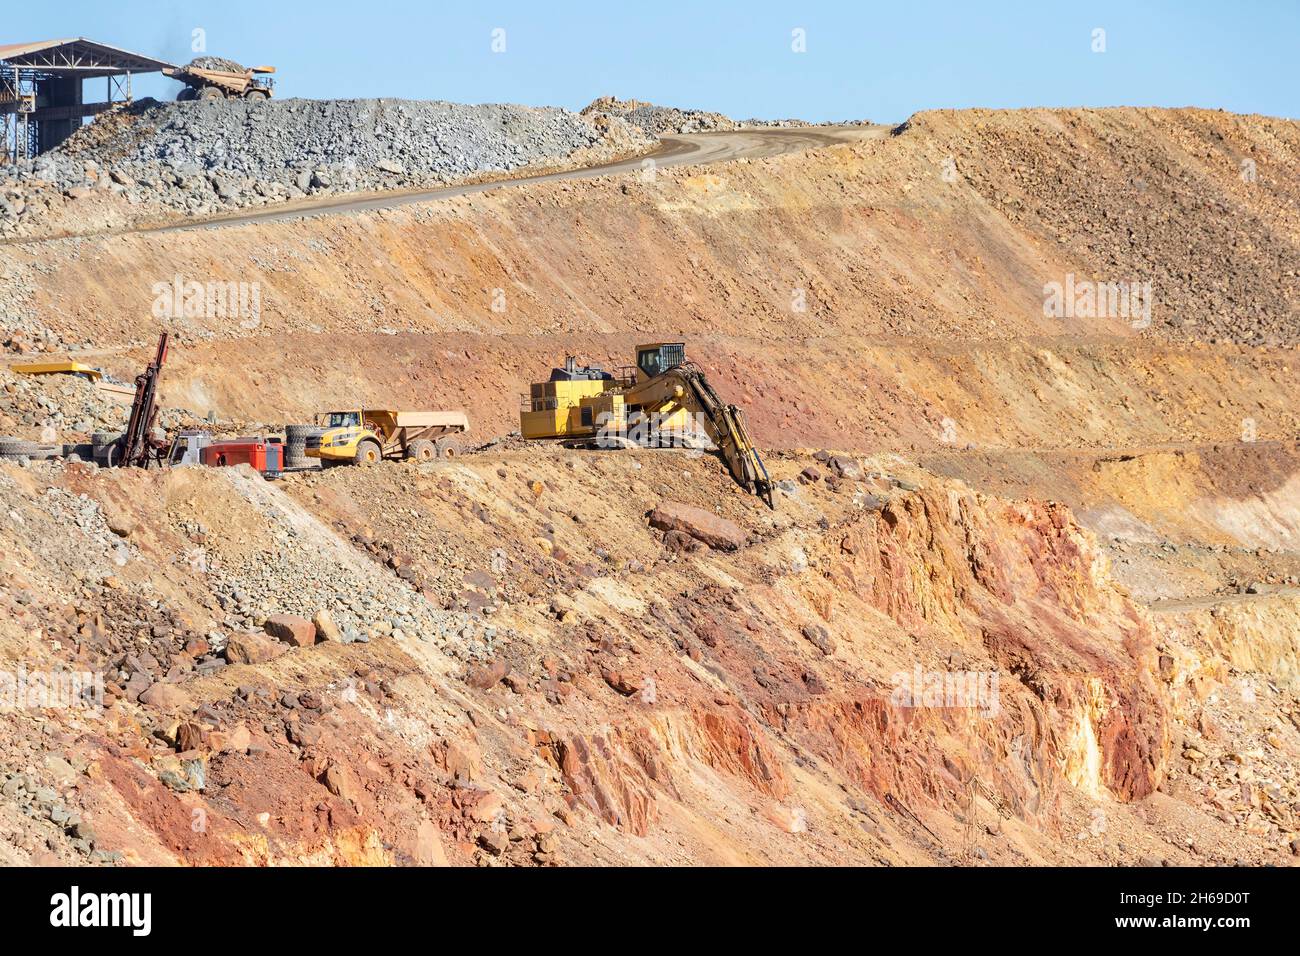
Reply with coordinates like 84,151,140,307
635,343,686,383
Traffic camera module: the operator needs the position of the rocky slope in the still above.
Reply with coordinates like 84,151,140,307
3,443,1293,867
1,104,1299,866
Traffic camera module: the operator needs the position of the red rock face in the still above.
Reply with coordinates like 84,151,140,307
825,487,1170,806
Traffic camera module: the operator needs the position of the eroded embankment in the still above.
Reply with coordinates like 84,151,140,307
6,443,1292,867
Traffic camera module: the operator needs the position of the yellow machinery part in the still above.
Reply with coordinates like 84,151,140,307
13,361,102,381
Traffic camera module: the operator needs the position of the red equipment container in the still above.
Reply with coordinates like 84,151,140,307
200,438,283,476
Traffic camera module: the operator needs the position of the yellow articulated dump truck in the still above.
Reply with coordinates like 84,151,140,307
306,408,469,466
520,343,774,508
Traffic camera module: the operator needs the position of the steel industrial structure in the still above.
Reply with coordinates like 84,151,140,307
0,37,174,161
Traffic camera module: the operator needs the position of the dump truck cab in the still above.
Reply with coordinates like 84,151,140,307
310,409,373,463
325,410,363,430
307,408,469,465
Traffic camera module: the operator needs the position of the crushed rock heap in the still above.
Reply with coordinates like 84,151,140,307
0,97,653,235
187,56,248,73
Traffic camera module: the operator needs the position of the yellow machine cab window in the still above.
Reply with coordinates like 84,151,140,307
636,343,685,379
327,411,361,428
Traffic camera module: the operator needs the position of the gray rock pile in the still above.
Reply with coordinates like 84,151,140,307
583,96,740,135
582,95,819,135
0,97,652,234
0,367,132,438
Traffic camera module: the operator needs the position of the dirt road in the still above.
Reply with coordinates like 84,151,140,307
144,125,887,234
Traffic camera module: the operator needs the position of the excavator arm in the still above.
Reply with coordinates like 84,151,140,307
623,362,775,508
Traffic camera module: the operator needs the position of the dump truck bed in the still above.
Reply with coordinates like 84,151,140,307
367,410,470,431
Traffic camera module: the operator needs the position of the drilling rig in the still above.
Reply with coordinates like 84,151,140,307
105,333,170,468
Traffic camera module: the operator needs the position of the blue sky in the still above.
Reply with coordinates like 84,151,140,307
9,1,1299,121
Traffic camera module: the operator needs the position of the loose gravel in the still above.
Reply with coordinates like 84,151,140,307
0,97,651,235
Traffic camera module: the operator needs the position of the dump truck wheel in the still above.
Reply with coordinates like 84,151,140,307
245,90,268,102
356,440,382,465
435,437,460,459
176,88,197,102
0,441,43,460
406,439,435,462
198,86,225,101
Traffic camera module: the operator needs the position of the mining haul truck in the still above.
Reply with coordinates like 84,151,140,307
306,409,469,466
164,63,276,101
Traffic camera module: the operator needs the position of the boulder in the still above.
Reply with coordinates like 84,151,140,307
225,632,288,666
209,724,251,754
828,456,861,479
601,668,644,696
466,789,504,824
412,819,449,866
465,660,509,690
647,500,747,551
101,501,136,538
138,682,191,713
313,609,343,643
322,762,358,804
801,623,836,656
264,614,317,647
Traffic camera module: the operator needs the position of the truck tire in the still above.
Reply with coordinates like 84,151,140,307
176,87,198,102
355,440,382,465
285,424,321,441
0,440,42,460
435,436,460,460
198,86,225,101
405,439,436,462
63,443,94,461
245,90,268,102
91,432,118,459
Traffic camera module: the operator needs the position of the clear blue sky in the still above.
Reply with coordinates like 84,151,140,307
9,0,1299,121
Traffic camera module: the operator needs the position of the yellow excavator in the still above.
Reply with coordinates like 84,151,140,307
520,342,774,508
